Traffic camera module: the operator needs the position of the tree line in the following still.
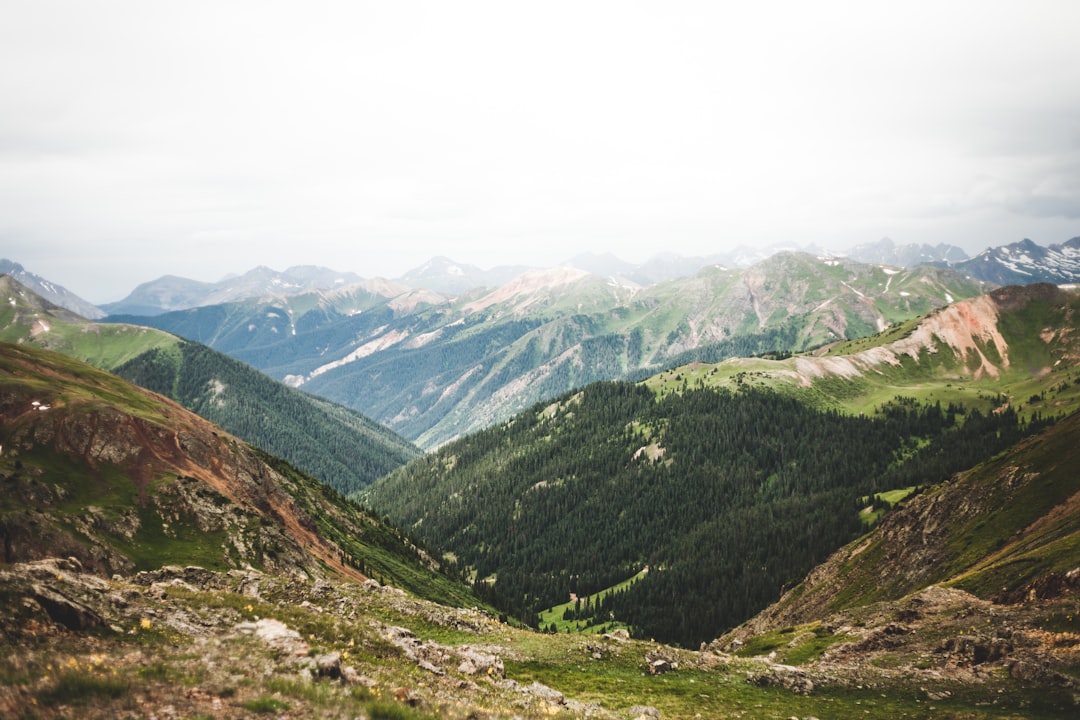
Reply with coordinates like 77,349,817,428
365,381,1056,646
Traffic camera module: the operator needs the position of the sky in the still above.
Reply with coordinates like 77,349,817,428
2,1,1079,304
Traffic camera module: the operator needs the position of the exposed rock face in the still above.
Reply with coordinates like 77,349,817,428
748,664,815,695
0,343,365,583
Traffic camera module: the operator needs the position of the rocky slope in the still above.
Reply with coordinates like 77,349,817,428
3,554,1074,719
0,342,464,605
1,275,421,493
713,408,1080,709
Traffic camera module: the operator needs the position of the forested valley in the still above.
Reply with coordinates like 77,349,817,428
114,341,421,494
364,381,1056,646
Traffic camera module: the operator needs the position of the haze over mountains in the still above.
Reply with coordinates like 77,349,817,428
1,237,1073,324
106,253,991,448
3,275,1079,717
1,237,1079,716
0,275,419,494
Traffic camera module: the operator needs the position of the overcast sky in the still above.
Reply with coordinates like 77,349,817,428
2,1,1079,303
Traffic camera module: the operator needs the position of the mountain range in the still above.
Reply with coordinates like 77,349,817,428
939,236,1080,286
97,265,367,316
364,282,1080,646
0,275,419,494
843,237,969,266
110,253,991,448
2,283,1078,717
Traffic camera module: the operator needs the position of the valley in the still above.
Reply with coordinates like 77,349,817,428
113,253,990,448
1,251,1079,717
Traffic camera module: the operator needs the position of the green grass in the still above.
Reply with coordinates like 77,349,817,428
36,670,131,706
859,486,918,527
239,696,289,713
732,623,853,666
536,569,646,634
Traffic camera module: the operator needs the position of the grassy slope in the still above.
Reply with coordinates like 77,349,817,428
2,277,421,492
746,408,1080,626
536,569,647,634
0,278,180,368
646,285,1080,426
0,342,475,609
3,563,1071,719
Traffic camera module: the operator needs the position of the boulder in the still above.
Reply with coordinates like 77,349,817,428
30,583,104,630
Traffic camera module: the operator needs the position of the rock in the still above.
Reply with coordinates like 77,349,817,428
315,652,342,679
628,705,661,719
455,647,505,679
938,635,1012,665
748,665,815,695
341,666,375,687
417,659,445,676
236,618,310,656
523,681,565,705
648,659,672,675
30,583,105,630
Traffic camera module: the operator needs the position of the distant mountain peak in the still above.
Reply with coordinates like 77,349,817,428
844,238,968,267
398,256,532,295
949,236,1080,286
0,258,106,319
101,265,365,316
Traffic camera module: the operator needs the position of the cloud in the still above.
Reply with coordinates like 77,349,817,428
1,1,1079,302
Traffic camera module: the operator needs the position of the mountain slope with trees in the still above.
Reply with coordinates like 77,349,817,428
116,253,990,447
1,275,419,493
364,284,1080,646
0,342,469,605
364,381,1052,647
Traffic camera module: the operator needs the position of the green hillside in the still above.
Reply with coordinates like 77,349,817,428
363,381,1050,647
112,342,420,494
116,254,991,447
743,407,1080,628
364,284,1078,646
647,283,1080,423
0,341,471,608
1,275,420,492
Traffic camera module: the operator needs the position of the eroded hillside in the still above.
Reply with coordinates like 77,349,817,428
0,342,468,606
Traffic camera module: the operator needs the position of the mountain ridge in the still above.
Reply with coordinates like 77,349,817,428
0,259,107,319
0,341,472,605
938,236,1080,286
116,253,991,448
1,275,420,493
364,282,1080,645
